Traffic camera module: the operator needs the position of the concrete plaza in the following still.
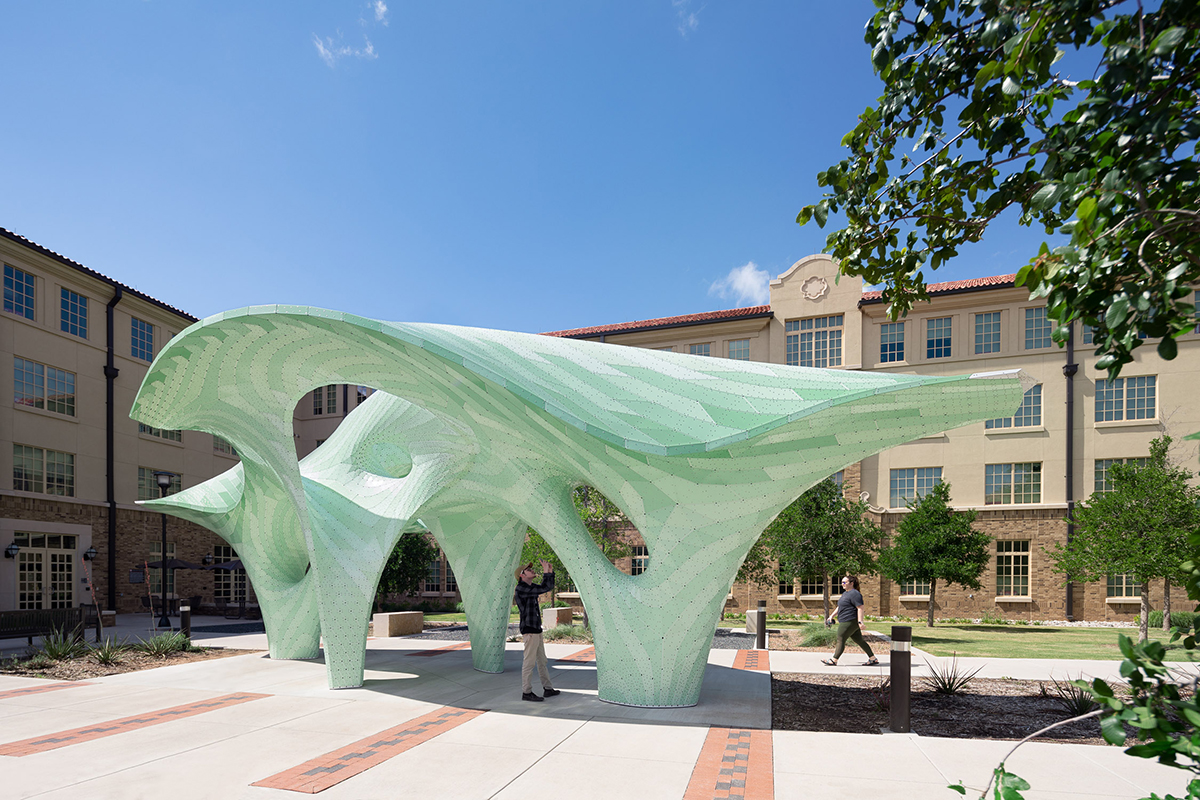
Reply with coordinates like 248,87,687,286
0,618,1192,800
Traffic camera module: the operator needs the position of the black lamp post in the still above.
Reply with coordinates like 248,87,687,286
153,471,175,629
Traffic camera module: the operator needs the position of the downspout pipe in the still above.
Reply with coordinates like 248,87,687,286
1063,325,1078,621
105,288,123,610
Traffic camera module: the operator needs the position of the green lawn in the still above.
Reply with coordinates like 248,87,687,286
900,623,1198,661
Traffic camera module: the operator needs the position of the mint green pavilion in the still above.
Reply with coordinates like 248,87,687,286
131,307,1027,707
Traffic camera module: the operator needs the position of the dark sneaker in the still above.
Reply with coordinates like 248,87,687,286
542,688,561,698
522,692,543,702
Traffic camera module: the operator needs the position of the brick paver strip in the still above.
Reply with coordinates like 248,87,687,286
556,645,595,663
731,649,770,672
408,641,472,657
0,692,270,756
683,726,774,800
252,706,486,793
0,682,94,700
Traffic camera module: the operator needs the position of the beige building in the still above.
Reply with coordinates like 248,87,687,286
547,254,1200,622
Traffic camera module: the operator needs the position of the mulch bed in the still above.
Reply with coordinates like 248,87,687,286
0,648,259,681
768,628,890,652
773,672,1108,744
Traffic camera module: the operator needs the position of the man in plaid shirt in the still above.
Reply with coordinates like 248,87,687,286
514,559,560,702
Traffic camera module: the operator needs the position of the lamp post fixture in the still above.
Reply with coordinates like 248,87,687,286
153,471,175,629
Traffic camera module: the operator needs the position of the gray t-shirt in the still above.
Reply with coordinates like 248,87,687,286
836,588,864,623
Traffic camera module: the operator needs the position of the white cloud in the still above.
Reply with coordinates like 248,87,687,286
708,262,770,307
373,1,388,25
673,0,701,37
312,33,378,68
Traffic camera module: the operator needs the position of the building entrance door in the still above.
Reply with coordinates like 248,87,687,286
15,533,76,609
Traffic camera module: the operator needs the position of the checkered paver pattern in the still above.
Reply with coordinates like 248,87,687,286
732,649,769,672
683,727,774,800
0,692,269,756
408,641,472,657
0,682,93,700
252,706,486,793
556,646,596,663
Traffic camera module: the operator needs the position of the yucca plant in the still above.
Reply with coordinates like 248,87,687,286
134,631,190,658
91,637,130,666
923,653,982,695
39,628,89,661
1043,674,1100,717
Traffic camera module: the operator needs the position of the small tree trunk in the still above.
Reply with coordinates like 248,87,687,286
927,579,937,628
822,573,831,626
1140,581,1150,643
1163,579,1172,631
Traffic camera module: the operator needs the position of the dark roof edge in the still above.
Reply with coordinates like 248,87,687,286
858,278,1018,307
550,309,775,339
0,227,199,323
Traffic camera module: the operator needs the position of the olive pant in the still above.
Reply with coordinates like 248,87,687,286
832,620,875,660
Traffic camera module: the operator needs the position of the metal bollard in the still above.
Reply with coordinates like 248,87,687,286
889,625,911,733
180,604,191,639
754,600,766,650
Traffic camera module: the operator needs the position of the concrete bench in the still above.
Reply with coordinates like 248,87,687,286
372,611,423,637
542,606,573,630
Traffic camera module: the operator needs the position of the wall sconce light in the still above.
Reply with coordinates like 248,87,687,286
83,546,98,561
4,543,19,559
202,553,214,566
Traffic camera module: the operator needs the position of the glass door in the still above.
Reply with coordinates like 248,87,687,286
13,532,77,609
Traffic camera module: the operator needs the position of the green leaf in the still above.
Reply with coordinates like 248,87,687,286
1030,184,1060,211
1101,714,1127,745
1106,297,1131,330
1000,772,1031,790
797,207,813,226
1157,336,1178,361
1076,197,1097,226
974,61,1001,92
1002,76,1021,96
813,202,828,228
948,785,967,796
1151,27,1188,56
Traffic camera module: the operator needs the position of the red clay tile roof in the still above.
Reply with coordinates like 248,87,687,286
860,273,1017,302
0,227,199,322
544,305,773,338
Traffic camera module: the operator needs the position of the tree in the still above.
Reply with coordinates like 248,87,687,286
375,530,439,612
797,0,1200,378
878,482,991,627
1049,436,1200,642
739,478,884,621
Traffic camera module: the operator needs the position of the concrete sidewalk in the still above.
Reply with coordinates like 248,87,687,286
0,624,1192,799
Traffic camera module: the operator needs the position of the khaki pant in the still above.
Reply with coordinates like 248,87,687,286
521,632,553,694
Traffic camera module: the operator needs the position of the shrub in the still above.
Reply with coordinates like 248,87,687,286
134,631,191,658
39,628,88,661
23,653,55,671
92,637,129,666
800,623,839,648
1147,610,1196,631
542,624,592,642
1042,674,1099,717
455,602,465,613
923,653,982,695
980,608,1005,625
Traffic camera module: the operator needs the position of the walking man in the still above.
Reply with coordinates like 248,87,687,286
515,558,560,701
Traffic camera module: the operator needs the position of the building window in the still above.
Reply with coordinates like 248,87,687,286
1082,323,1095,344
1095,376,1156,422
889,467,943,508
356,386,373,405
727,339,750,361
1107,573,1141,598
131,317,154,361
150,541,176,596
796,576,823,596
445,563,457,593
60,289,88,338
1094,457,1149,493
1024,307,1052,349
974,312,1001,354
14,357,76,417
212,544,247,602
831,470,844,490
13,445,74,496
656,346,673,352
631,545,649,576
138,467,180,501
4,264,35,319
213,435,238,456
139,423,183,442
880,322,905,363
985,463,1041,505
425,559,441,593
689,343,711,357
777,566,793,597
986,385,1042,429
996,540,1030,597
926,316,952,359
900,579,931,596
786,315,844,367
313,384,338,415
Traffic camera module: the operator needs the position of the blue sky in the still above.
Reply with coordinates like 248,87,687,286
2,2,1058,333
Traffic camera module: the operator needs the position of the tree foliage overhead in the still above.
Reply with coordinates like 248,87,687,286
375,530,440,611
739,478,884,619
521,486,633,600
877,481,991,626
1048,435,1200,642
798,0,1200,377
